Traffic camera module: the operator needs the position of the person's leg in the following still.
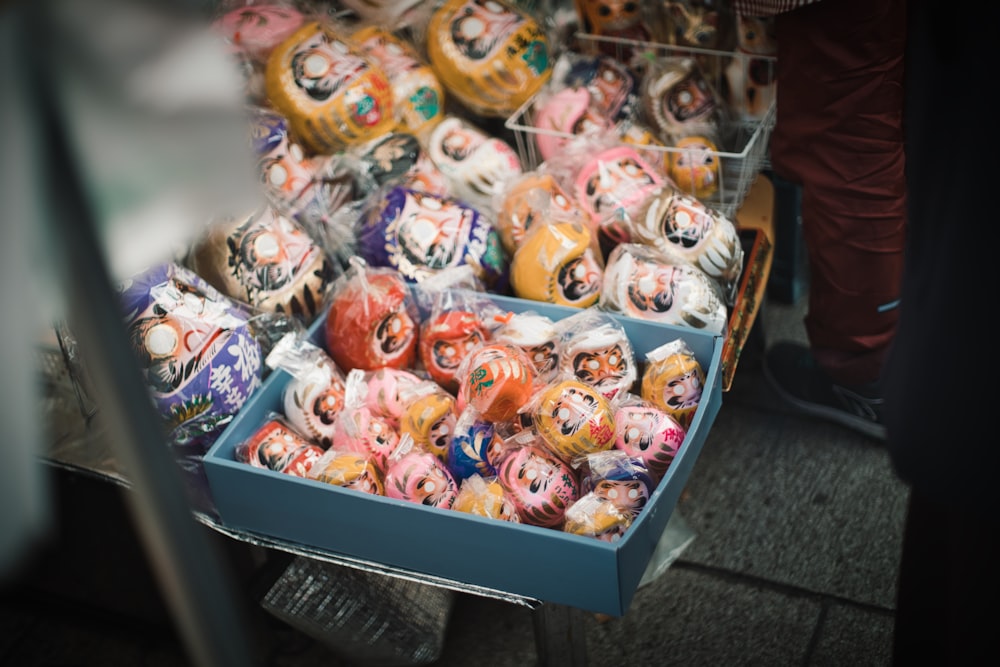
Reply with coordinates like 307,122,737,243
762,0,906,438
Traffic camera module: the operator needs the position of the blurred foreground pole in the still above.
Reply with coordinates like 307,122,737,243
7,2,259,666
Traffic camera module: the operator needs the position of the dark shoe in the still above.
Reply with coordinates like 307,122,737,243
762,341,886,441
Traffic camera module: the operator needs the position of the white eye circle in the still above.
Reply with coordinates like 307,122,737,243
525,468,538,481
146,324,178,356
606,487,619,499
557,407,571,420
587,359,600,371
675,211,693,228
627,426,640,440
628,488,640,500
304,53,329,77
254,233,280,258
268,164,288,187
290,143,304,162
423,480,436,493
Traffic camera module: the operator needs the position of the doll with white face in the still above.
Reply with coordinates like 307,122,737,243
191,205,336,322
510,220,604,308
324,266,420,371
600,243,728,334
426,115,523,213
559,319,637,400
248,108,356,230
426,0,551,117
265,21,395,153
532,379,616,462
613,400,687,479
641,339,706,430
631,185,743,304
358,186,507,290
574,145,664,245
119,263,263,432
282,350,347,450
496,443,579,527
384,448,459,508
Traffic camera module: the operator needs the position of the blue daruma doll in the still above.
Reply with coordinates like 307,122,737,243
117,262,263,433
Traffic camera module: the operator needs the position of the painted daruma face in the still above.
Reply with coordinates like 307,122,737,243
119,263,263,431
191,206,334,322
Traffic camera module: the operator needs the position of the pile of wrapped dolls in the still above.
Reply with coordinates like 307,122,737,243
113,0,764,540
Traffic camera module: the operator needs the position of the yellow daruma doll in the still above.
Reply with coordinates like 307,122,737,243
641,339,706,430
425,0,551,117
265,21,395,154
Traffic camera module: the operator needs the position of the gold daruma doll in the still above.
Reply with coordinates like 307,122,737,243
265,21,395,153
425,0,551,117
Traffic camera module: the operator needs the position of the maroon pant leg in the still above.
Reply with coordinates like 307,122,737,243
771,0,907,386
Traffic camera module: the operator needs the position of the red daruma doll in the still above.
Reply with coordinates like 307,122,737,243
325,260,420,371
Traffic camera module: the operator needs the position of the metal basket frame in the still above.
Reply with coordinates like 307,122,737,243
505,33,776,218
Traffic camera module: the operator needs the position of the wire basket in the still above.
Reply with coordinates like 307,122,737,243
505,33,776,218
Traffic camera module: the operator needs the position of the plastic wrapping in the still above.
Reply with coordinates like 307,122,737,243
600,242,728,334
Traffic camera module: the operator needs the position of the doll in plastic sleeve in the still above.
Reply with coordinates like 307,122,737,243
495,430,580,527
416,281,496,393
234,414,325,477
349,131,432,191
266,333,347,449
247,106,356,238
118,262,264,433
330,369,402,474
424,0,551,118
356,185,508,291
582,449,657,518
639,55,726,145
448,405,504,481
556,308,637,400
324,260,420,372
453,473,521,522
529,378,617,463
351,25,445,139
509,219,604,308
494,170,590,259
565,141,667,246
457,342,537,424
264,19,396,154
612,392,687,480
212,2,307,103
664,134,721,200
641,337,706,430
630,184,744,305
425,114,524,214
308,447,386,495
363,366,426,430
399,380,459,462
562,492,632,542
573,0,652,62
492,310,562,384
384,434,460,509
551,50,639,124
190,204,337,323
531,86,613,163
600,242,728,334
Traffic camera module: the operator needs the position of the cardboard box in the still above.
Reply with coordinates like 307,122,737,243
203,296,723,616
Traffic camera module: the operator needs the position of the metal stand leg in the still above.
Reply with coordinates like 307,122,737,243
532,603,589,666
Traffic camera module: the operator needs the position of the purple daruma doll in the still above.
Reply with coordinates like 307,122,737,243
356,186,507,291
118,262,263,432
